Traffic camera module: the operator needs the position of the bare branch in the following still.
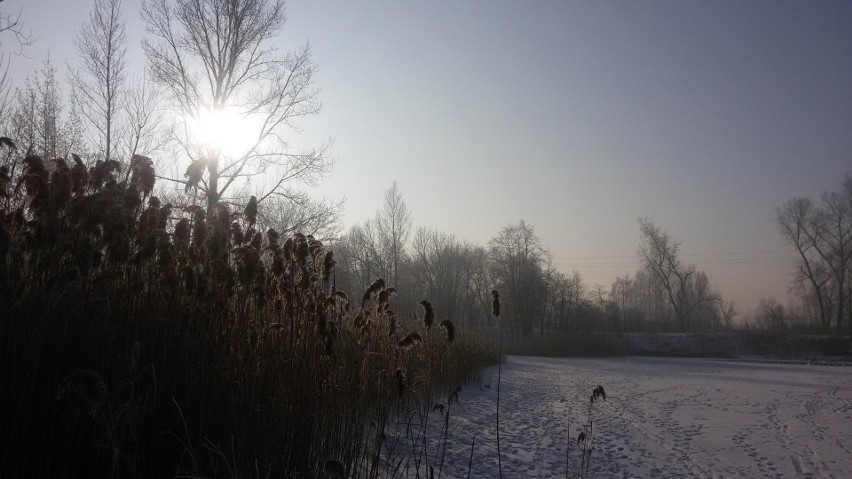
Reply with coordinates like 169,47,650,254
142,0,329,213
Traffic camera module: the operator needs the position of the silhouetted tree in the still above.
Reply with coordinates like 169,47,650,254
489,220,546,340
376,181,412,288
334,222,383,297
0,0,33,123
778,198,831,330
142,0,330,212
123,73,166,160
778,175,852,332
258,193,343,241
410,228,468,321
71,0,126,163
719,298,737,329
638,218,719,332
11,57,83,159
757,297,787,331
545,269,587,333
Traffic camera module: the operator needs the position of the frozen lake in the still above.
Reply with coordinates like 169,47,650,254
411,355,852,478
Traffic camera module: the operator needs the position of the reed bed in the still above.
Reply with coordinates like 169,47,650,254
0,151,497,478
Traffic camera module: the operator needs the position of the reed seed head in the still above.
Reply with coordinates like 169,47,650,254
231,221,245,245
184,158,205,192
70,153,89,196
130,155,156,198
420,300,434,330
491,289,501,317
397,332,422,350
440,319,455,343
250,231,263,250
592,385,606,402
91,159,121,189
361,278,385,308
267,228,280,245
244,195,258,227
49,158,72,211
323,250,335,283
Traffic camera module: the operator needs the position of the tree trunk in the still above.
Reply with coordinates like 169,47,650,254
206,155,220,212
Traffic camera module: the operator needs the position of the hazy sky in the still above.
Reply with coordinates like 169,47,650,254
5,0,852,314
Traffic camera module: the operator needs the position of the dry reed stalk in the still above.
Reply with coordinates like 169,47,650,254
492,289,504,479
0,156,498,478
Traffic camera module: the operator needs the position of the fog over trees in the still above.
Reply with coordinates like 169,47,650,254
331,175,852,337
331,184,741,337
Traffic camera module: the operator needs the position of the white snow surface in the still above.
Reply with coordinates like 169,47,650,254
395,355,852,478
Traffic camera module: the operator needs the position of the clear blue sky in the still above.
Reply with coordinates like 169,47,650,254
5,0,852,315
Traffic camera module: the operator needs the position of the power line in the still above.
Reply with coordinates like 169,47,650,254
553,249,794,260
554,256,794,268
542,229,781,244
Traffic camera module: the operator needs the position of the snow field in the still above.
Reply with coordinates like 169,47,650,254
395,355,852,478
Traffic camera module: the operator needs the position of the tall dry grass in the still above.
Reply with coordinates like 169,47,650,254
0,149,497,478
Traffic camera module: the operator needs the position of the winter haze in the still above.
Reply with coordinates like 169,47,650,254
5,0,852,315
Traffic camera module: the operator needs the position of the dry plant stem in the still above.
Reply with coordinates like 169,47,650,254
573,385,605,479
437,393,453,479
0,152,499,477
496,325,504,479
467,435,476,479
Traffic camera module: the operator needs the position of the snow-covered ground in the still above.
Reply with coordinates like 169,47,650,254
398,355,852,478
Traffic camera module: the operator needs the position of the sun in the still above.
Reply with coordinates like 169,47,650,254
188,107,261,158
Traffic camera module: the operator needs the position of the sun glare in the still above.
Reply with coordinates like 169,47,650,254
189,107,261,158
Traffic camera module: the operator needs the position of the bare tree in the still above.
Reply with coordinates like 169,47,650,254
719,299,737,329
12,58,83,159
410,228,470,320
637,218,720,332
778,198,831,330
141,0,331,212
812,190,852,332
259,193,343,241
757,297,787,331
0,0,32,47
546,270,586,334
124,73,166,160
638,218,693,331
777,189,852,333
70,0,127,163
334,221,384,297
690,270,721,330
489,220,546,340
462,243,493,327
0,0,33,122
376,181,412,288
